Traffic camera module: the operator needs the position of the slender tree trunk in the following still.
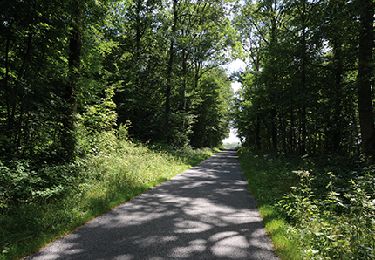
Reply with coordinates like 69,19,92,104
357,0,375,157
255,113,261,150
290,101,295,153
4,36,11,125
193,61,201,91
9,29,33,156
180,47,188,130
135,0,142,63
180,48,187,112
269,13,278,152
299,0,307,154
271,108,277,151
62,0,82,161
164,0,178,141
280,108,287,154
330,41,344,153
135,0,142,90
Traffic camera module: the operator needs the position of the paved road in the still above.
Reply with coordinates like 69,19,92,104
29,150,278,260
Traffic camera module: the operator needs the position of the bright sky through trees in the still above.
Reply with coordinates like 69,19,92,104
222,59,246,147
222,128,241,147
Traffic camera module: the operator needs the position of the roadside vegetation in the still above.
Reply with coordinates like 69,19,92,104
239,148,374,260
0,126,214,260
1,0,374,259
234,1,374,258
0,1,230,259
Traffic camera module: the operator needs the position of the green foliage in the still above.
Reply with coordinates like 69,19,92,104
281,170,375,259
0,161,79,208
238,148,301,259
233,0,366,156
0,2,230,257
190,68,232,148
0,130,214,259
78,86,118,133
239,148,375,260
0,0,232,164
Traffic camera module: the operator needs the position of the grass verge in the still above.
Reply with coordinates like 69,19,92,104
238,148,301,260
0,135,214,260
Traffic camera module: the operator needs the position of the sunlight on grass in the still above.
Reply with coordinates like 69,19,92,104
0,136,214,260
238,148,301,260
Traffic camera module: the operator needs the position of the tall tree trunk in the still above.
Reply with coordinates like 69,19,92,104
180,47,188,130
135,0,142,63
271,108,277,151
290,101,295,153
10,29,33,156
193,60,201,91
330,41,344,153
164,0,178,141
357,0,375,157
62,0,82,161
255,113,261,150
3,35,12,129
269,11,278,152
135,0,142,89
180,47,187,111
299,0,307,154
280,108,287,154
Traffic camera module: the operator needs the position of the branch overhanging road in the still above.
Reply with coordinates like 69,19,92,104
29,150,278,260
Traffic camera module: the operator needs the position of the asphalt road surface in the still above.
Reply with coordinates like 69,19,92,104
28,150,278,260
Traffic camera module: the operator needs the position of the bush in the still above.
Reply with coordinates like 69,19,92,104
238,149,375,260
0,161,80,209
280,168,375,259
0,130,214,259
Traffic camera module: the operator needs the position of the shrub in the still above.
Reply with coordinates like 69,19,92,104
280,169,375,259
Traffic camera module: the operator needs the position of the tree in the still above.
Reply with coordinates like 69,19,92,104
190,68,231,148
61,0,83,161
357,0,375,158
233,0,370,158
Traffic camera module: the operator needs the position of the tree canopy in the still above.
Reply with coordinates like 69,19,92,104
233,0,374,159
0,0,234,164
0,1,374,258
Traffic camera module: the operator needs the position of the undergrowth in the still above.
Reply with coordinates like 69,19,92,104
238,148,375,260
0,126,214,260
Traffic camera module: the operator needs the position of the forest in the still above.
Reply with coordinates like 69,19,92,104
0,0,374,259
233,0,374,258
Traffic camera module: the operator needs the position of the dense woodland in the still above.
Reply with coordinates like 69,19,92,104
0,0,374,259
233,0,374,159
0,0,232,165
233,1,374,258
0,1,232,257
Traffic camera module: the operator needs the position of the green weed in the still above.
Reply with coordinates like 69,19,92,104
238,148,301,259
238,148,375,259
0,131,214,260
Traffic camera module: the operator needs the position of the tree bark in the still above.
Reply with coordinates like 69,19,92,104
180,47,187,112
357,0,375,158
330,40,344,153
269,7,278,152
255,113,261,150
164,0,178,141
299,0,307,154
62,0,82,161
290,101,295,153
135,0,142,90
4,35,11,129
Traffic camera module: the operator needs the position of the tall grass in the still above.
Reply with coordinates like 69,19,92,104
0,131,214,260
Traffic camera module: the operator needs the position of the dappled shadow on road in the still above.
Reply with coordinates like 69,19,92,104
29,151,277,260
